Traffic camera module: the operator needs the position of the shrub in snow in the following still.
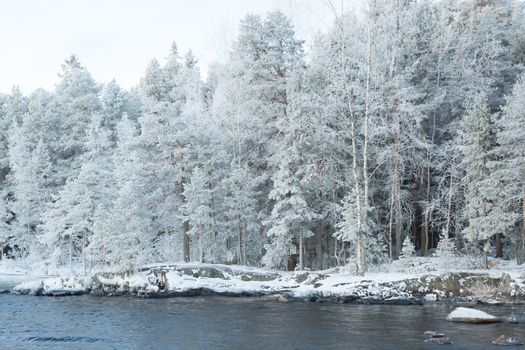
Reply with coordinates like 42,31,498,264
395,237,416,272
467,281,496,300
435,233,456,271
400,237,415,259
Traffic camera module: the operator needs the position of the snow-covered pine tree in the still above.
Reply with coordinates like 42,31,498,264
262,67,320,271
221,165,261,264
461,95,510,254
178,51,225,263
100,79,128,140
396,236,416,272
41,114,113,275
494,76,525,263
51,55,101,183
213,11,304,269
101,115,153,273
8,124,51,260
435,232,456,271
335,191,361,271
211,65,263,264
135,48,209,264
0,189,12,259
181,167,214,263
0,87,28,172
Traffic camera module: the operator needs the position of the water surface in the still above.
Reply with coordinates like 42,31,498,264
0,294,524,349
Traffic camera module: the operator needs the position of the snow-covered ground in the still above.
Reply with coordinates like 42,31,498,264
1,258,524,303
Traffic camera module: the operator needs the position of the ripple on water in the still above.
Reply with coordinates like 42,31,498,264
25,336,112,344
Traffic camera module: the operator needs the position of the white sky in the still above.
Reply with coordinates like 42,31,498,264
0,0,356,94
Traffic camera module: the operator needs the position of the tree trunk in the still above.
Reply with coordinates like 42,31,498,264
420,172,429,256
316,222,323,270
495,233,503,258
237,213,244,265
388,190,394,260
445,165,455,239
393,112,403,259
422,69,439,255
334,237,340,266
242,228,247,266
484,239,491,269
520,191,525,264
82,234,86,277
69,238,73,274
183,221,190,262
360,0,372,275
198,229,203,263
351,118,365,276
298,230,304,270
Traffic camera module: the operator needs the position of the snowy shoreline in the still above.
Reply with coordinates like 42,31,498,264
2,262,524,304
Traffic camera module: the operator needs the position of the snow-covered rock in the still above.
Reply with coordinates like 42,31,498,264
446,307,501,323
506,315,518,324
424,337,452,345
424,293,437,302
13,277,86,296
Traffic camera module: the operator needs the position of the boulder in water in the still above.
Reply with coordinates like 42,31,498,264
424,294,437,302
424,337,453,345
446,307,501,323
506,315,519,324
492,335,523,346
423,331,446,338
278,295,288,303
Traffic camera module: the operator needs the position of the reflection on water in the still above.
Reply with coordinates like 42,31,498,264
0,294,524,349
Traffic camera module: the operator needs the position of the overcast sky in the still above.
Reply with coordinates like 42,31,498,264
0,0,352,94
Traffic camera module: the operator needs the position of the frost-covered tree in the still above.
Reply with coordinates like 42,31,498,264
394,236,417,273
335,191,362,270
181,167,214,263
461,96,510,253
396,236,416,272
222,166,261,264
8,124,51,259
100,115,153,272
136,48,211,264
50,55,101,184
41,115,113,274
212,11,305,267
262,69,320,271
494,77,525,263
100,79,128,139
435,233,456,271
212,66,263,264
0,87,28,172
400,236,415,260
0,190,12,259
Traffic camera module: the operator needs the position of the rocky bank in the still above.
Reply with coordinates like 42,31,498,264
5,262,525,304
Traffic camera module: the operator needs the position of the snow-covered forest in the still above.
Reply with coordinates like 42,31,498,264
1,0,525,276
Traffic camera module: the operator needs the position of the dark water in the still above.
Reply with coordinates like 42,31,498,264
0,294,524,350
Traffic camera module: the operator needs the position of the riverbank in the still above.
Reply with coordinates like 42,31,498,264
2,259,524,304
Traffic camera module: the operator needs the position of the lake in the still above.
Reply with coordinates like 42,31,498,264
0,294,524,349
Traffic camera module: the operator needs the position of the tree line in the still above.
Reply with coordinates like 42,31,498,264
1,0,525,275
